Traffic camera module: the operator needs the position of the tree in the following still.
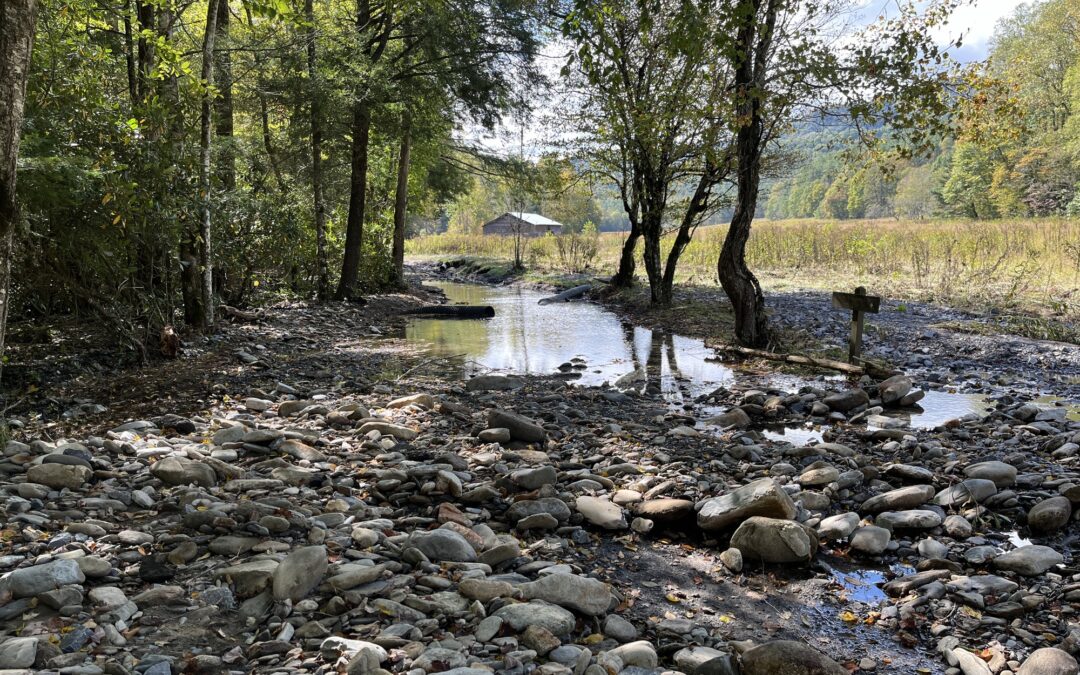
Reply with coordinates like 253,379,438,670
716,0,960,346
196,0,222,328
306,0,329,300
0,0,39,376
563,0,735,304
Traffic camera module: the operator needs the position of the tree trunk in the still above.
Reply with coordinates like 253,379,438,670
640,209,664,304
335,99,370,300
0,0,39,381
214,0,234,191
135,1,154,103
717,0,776,348
611,223,639,287
123,0,137,105
660,168,716,305
197,0,221,329
391,116,411,286
306,0,328,301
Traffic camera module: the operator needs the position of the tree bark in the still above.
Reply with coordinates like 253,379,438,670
660,166,716,305
391,116,412,286
214,0,234,191
611,224,639,288
197,0,221,329
135,1,154,103
123,0,137,105
0,0,39,381
335,99,370,300
306,0,328,301
718,0,777,348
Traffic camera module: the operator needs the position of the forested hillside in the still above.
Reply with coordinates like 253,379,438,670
762,0,1080,221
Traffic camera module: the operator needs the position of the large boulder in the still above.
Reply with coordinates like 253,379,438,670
730,517,817,564
877,375,913,405
1018,648,1079,675
740,640,846,675
26,463,92,489
823,389,869,413
272,546,328,602
992,546,1064,576
151,457,217,487
697,479,797,531
0,559,86,599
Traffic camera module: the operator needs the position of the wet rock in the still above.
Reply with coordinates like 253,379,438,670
1027,496,1072,533
740,640,846,675
705,408,751,428
878,375,912,405
823,389,869,413
992,546,1064,576
576,496,627,530
409,529,477,562
518,573,612,615
1017,647,1079,675
730,517,816,563
697,478,797,531
26,463,92,489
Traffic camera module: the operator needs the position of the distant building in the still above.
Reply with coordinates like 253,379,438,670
481,212,563,237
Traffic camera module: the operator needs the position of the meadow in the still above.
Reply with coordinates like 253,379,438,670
407,218,1080,332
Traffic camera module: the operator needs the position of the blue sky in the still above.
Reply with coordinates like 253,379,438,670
858,0,1029,62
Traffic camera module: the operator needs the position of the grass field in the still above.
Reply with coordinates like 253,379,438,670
407,218,1080,329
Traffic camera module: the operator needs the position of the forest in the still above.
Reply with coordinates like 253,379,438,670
1,2,1080,675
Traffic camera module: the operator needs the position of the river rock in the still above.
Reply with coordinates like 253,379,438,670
409,529,477,562
511,465,557,490
740,640,846,675
518,573,612,615
0,637,37,669
1017,648,1079,675
26,463,92,489
875,509,943,531
487,410,546,443
634,498,694,523
0,559,86,598
992,546,1064,576
675,646,737,675
964,461,1017,487
730,517,816,563
705,408,751,428
494,601,576,635
151,457,217,487
697,478,797,531
817,512,860,540
849,525,891,555
878,375,912,405
953,648,993,675
466,375,525,391
576,496,627,529
272,546,327,601
1027,496,1072,533
506,497,571,523
823,389,869,412
860,485,935,514
934,479,997,506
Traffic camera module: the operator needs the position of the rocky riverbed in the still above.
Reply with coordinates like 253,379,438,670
1,285,1078,675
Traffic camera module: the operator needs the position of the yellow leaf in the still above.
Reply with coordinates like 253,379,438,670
839,611,857,623
112,213,122,225
960,606,982,619
582,634,604,644
102,193,113,205
719,614,735,623
665,593,681,603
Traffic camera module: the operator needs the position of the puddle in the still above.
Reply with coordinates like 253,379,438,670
763,426,826,445
407,282,734,406
827,561,915,605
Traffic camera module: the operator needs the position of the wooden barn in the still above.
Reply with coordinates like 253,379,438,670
481,212,563,237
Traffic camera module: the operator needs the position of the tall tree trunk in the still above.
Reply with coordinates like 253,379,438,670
197,0,221,329
136,1,154,103
306,0,328,300
391,116,411,286
214,0,234,191
660,167,715,305
335,99,370,300
718,0,776,348
0,0,38,382
611,223,639,287
123,0,137,105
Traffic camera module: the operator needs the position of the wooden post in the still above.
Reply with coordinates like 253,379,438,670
831,286,881,365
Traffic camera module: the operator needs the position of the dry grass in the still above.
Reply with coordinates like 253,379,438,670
408,218,1080,321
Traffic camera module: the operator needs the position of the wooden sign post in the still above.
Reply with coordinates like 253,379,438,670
831,286,881,364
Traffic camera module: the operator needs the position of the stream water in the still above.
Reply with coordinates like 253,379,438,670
405,281,991,432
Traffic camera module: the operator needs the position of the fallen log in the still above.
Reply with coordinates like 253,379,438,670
220,304,263,322
707,343,898,379
537,284,592,305
401,305,495,318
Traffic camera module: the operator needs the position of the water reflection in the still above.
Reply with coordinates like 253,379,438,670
405,282,734,404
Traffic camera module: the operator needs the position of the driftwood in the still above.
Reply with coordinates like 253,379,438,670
538,284,592,305
709,343,897,379
402,305,495,319
220,304,263,322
